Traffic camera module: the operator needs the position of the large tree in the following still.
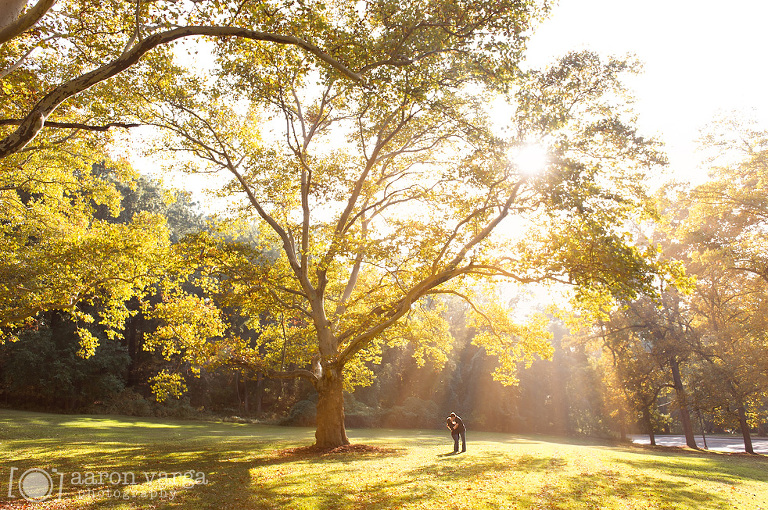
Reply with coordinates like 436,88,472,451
139,48,671,447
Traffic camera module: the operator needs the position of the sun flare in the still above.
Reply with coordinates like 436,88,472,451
510,143,549,175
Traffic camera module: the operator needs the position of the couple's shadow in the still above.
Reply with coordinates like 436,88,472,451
437,451,462,457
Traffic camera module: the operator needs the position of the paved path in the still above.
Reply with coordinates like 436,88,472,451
629,434,768,454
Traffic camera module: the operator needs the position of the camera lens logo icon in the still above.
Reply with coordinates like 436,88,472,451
18,469,55,501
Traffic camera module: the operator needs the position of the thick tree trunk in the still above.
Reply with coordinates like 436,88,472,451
643,407,656,446
737,404,755,454
314,366,349,448
670,357,697,449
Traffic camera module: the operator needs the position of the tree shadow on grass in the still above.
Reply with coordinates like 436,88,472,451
276,443,402,458
611,448,768,484
537,469,721,509
167,444,407,510
400,452,734,510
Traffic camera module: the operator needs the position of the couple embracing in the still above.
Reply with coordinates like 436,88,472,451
445,412,466,453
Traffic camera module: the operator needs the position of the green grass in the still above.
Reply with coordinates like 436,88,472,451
1,410,767,509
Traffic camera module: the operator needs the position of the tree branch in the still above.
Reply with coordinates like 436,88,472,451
444,176,527,272
266,368,318,383
0,119,141,131
0,25,363,158
224,356,318,383
120,0,142,56
336,266,465,365
0,0,57,46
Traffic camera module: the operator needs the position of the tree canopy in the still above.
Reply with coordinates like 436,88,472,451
133,43,673,446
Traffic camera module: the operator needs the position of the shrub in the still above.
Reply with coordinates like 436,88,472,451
91,389,153,416
282,399,317,426
344,393,381,427
90,389,201,419
383,397,438,429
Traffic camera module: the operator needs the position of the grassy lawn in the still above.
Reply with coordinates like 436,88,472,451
1,410,767,509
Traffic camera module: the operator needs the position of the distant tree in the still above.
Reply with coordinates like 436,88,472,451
598,318,670,445
687,256,768,453
91,163,207,242
602,292,699,448
687,115,768,283
0,161,214,412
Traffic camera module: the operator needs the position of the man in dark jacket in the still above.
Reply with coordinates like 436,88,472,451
449,412,466,453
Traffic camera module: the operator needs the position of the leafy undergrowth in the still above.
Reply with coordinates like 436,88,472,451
1,409,766,509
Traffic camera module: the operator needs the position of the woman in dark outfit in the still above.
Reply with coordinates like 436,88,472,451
447,412,466,453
